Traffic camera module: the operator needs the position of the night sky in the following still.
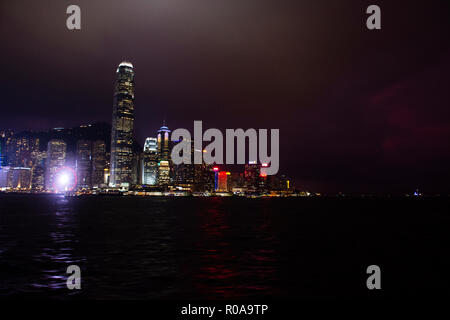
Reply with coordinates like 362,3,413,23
1,0,450,194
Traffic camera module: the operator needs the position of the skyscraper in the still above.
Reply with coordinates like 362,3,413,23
31,165,45,191
45,139,66,191
92,140,107,188
193,147,215,192
157,125,171,161
157,125,171,187
109,61,135,188
217,171,229,192
244,161,260,192
172,138,194,187
10,167,32,189
76,140,92,189
142,137,158,185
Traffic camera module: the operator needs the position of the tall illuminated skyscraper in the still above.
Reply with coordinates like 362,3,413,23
92,140,107,187
109,61,135,188
76,140,92,189
142,137,158,185
157,125,171,186
244,161,260,192
157,125,171,161
45,139,66,191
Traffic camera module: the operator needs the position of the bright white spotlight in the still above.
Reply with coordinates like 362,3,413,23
54,167,77,192
58,173,70,186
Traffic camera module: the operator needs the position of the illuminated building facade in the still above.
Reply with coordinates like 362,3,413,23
10,167,32,189
217,171,229,192
45,139,67,191
193,163,215,192
142,137,158,185
109,61,135,188
3,135,38,168
158,160,171,186
92,140,107,188
31,165,45,191
259,163,269,192
0,166,11,188
229,172,245,189
157,125,171,186
213,166,219,191
0,130,12,166
244,161,260,192
76,140,92,189
144,137,157,153
157,125,171,161
1,130,14,166
172,138,194,187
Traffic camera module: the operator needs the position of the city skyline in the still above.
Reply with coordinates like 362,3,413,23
0,117,293,196
1,1,450,193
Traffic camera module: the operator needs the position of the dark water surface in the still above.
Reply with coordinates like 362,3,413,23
1,194,449,299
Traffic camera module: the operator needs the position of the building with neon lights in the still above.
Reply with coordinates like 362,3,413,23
157,125,171,186
217,171,229,192
157,125,171,161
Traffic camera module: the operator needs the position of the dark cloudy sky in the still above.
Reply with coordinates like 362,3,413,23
1,0,450,193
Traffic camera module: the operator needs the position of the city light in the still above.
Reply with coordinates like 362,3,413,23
54,166,77,192
58,172,70,185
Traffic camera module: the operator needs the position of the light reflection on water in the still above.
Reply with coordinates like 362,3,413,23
191,199,281,299
1,195,283,299
32,196,85,293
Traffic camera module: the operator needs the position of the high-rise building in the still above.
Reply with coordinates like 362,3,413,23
76,140,92,189
144,137,157,153
213,166,219,191
158,160,171,186
10,167,32,189
244,161,260,192
193,147,215,192
172,138,194,187
217,171,229,192
92,140,107,188
157,125,171,187
31,165,45,191
229,172,245,189
109,61,135,188
0,130,13,166
0,166,11,189
5,136,29,167
142,137,158,185
45,139,66,191
157,125,171,161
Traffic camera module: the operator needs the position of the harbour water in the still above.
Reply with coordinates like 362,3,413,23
0,194,449,299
